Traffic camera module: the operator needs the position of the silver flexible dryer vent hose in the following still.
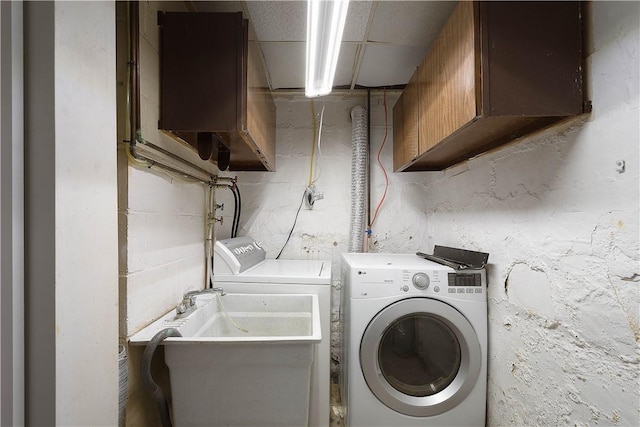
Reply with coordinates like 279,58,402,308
349,105,368,253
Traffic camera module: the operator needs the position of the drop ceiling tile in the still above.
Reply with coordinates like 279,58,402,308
334,43,359,87
356,43,427,87
187,0,457,91
247,0,374,43
260,42,306,89
260,41,357,91
343,1,374,42
368,1,455,46
246,1,307,42
191,1,259,40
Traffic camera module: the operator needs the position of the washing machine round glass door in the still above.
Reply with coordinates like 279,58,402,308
360,297,481,417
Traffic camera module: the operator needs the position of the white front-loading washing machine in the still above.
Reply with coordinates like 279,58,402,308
341,253,487,427
214,236,332,427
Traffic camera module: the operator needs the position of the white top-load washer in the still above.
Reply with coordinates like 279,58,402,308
214,236,332,427
341,253,487,427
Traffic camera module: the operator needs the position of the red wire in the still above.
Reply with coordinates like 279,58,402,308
370,89,389,228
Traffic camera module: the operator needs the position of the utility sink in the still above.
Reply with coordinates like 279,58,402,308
130,292,321,344
129,292,321,426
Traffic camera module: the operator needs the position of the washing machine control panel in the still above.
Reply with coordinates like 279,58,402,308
405,268,487,299
401,269,445,294
345,254,486,300
411,272,430,290
445,269,487,297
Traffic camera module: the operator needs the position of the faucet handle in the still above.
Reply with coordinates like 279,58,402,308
176,295,197,318
182,295,196,307
176,302,188,315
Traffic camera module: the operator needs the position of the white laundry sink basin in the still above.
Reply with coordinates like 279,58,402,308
129,292,321,426
129,292,321,344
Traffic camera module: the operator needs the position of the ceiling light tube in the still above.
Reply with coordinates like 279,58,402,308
305,0,350,98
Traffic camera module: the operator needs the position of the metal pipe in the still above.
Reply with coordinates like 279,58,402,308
128,147,210,183
205,184,215,288
126,1,216,185
129,1,140,145
135,131,213,180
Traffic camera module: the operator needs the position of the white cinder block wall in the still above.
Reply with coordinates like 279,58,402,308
419,2,639,424
216,92,428,378
120,3,221,425
220,1,640,425
123,1,638,425
457,3,637,424
120,1,218,338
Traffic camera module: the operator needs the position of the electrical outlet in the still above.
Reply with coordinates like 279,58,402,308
304,185,324,209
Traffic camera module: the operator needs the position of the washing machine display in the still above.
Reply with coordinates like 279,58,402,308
342,253,487,427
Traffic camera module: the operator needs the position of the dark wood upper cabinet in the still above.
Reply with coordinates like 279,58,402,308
159,12,276,171
394,1,588,172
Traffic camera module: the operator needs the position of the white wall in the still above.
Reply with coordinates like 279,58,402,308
122,1,638,425
120,3,220,425
223,1,639,425
120,1,218,338
216,91,427,378
218,93,427,266
421,2,639,425
54,2,119,425
24,1,119,425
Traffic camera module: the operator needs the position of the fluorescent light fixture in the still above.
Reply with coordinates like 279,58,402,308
305,0,350,98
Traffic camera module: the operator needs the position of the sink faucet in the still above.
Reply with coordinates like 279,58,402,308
183,287,225,299
176,287,226,318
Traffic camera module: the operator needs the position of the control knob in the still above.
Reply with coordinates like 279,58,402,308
412,273,430,290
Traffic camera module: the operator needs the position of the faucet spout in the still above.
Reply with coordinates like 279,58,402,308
176,287,226,319
183,287,225,299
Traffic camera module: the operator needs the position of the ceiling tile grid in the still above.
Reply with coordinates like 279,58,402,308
191,0,456,91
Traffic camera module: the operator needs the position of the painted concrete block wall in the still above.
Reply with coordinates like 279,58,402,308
219,2,639,424
216,92,427,378
419,2,639,425
122,168,207,335
119,3,222,425
120,1,218,338
121,1,637,425
217,93,427,266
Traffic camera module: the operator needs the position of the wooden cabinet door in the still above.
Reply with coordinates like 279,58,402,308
418,0,477,155
159,12,276,171
393,70,420,171
245,39,276,170
160,12,242,133
395,1,585,172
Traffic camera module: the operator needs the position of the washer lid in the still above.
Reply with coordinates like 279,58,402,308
214,259,331,285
